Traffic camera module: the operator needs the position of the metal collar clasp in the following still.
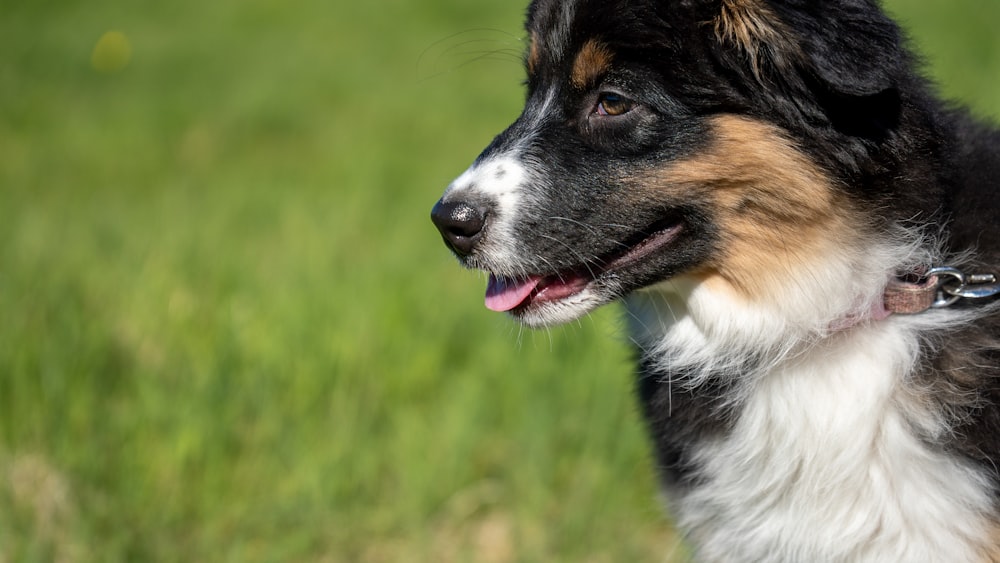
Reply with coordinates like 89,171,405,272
926,267,1000,308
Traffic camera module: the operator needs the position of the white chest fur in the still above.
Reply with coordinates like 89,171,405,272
627,284,995,562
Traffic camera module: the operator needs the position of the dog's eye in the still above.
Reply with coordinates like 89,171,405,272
595,93,634,116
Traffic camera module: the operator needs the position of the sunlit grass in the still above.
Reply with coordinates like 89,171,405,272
0,0,996,561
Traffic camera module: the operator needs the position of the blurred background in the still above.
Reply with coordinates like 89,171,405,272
1,0,997,561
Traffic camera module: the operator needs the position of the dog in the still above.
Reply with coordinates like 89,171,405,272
430,0,1000,560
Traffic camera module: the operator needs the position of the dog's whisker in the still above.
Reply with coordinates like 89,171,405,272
536,233,600,280
416,29,526,82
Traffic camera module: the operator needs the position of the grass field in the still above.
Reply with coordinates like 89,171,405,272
1,1,998,561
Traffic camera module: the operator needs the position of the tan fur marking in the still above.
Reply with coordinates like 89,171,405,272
527,31,540,77
978,525,1000,562
642,115,859,301
570,39,613,90
714,0,799,78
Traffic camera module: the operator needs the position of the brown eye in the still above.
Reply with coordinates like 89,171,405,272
595,92,633,116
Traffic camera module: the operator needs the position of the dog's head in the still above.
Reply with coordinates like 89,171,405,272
432,0,918,328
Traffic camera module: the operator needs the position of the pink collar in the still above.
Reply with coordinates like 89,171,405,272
833,267,998,331
881,273,940,315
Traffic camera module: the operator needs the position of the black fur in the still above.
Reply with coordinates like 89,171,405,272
637,357,738,491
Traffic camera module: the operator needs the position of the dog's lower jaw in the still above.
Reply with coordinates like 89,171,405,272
487,222,686,327
505,280,619,328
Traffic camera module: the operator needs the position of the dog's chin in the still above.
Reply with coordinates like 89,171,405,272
481,222,684,328
503,279,615,328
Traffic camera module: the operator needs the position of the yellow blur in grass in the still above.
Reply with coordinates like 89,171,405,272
91,30,131,73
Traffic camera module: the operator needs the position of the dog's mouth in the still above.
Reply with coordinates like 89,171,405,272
484,219,683,314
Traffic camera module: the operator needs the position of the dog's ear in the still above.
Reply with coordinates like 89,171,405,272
784,0,902,97
707,0,902,96
703,0,904,138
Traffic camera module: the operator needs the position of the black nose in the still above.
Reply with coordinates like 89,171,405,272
430,199,487,256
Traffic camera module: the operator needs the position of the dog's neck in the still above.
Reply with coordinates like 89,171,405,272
626,282,998,561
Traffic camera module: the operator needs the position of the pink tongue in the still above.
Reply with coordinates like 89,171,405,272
485,274,542,312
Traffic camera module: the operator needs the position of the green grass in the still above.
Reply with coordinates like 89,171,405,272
0,1,997,561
